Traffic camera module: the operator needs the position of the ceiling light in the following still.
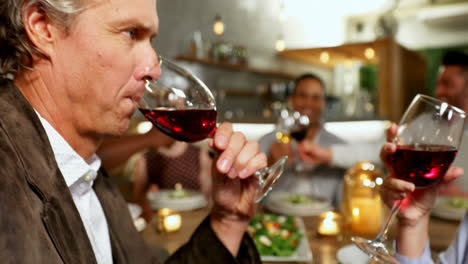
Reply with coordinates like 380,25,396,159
364,47,375,60
213,14,225,35
320,51,330,63
275,38,286,52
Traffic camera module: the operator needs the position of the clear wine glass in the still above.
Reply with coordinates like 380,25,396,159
276,109,310,144
275,109,309,172
352,94,465,263
137,56,287,203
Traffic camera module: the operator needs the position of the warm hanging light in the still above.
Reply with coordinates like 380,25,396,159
275,36,286,52
364,47,375,60
275,1,286,53
320,51,330,64
279,0,287,23
213,14,225,35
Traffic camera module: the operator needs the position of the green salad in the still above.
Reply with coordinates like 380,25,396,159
285,193,315,205
248,213,302,257
169,183,190,199
445,197,468,209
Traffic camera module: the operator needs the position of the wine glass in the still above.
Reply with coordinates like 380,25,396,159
275,109,309,172
276,109,310,144
352,94,465,263
137,56,288,203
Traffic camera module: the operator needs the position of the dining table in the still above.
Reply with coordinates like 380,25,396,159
140,206,461,264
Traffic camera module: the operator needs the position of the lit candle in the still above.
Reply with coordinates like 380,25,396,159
158,208,182,233
350,197,382,236
318,211,341,236
164,214,182,232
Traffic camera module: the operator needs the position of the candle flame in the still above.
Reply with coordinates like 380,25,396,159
352,208,360,216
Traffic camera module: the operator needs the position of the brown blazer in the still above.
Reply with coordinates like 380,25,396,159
0,79,260,264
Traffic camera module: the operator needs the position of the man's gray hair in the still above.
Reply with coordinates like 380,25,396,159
0,0,86,78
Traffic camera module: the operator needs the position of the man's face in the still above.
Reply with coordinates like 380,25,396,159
51,0,160,137
289,78,326,125
435,65,468,112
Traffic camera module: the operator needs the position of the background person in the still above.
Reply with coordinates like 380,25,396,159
259,73,381,206
98,127,213,221
434,50,468,197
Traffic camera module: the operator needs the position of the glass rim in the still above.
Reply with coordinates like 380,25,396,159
414,94,466,118
144,55,217,108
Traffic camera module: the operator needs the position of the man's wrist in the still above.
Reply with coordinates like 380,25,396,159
396,214,430,258
209,211,250,256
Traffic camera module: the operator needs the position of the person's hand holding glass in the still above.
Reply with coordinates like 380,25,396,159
352,94,466,263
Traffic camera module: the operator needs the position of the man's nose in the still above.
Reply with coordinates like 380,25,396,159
135,48,161,81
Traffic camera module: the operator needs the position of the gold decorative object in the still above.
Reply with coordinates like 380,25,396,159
341,161,385,238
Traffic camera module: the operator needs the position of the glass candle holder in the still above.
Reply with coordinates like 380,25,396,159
341,162,385,238
157,208,182,233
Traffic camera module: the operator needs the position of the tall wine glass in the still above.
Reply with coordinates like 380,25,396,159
352,94,465,263
137,56,287,203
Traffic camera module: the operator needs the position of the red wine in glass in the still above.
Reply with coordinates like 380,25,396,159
139,108,217,142
390,144,457,188
290,128,308,141
352,94,465,264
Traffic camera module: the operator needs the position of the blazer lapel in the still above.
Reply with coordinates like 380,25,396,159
93,171,129,263
41,196,98,264
1,81,97,264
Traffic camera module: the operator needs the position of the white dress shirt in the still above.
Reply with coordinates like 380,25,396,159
36,112,113,264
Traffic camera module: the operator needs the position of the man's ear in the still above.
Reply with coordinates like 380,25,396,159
22,4,56,59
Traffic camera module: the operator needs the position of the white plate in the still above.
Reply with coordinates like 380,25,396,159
432,196,468,221
147,190,207,211
260,217,313,263
264,192,333,216
336,244,371,264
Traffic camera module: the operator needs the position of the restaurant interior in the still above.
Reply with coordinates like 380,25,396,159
110,0,468,263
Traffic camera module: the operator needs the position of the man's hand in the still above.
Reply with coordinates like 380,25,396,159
207,122,267,256
296,141,332,165
380,123,463,224
269,141,294,166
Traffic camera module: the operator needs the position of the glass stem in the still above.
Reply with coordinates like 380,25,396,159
374,199,403,243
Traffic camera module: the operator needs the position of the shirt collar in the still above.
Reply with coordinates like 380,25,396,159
34,110,101,187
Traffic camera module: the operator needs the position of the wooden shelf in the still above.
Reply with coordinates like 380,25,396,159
175,55,296,80
279,39,382,68
280,39,427,122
